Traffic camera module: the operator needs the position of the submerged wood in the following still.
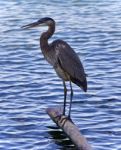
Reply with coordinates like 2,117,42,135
46,107,92,150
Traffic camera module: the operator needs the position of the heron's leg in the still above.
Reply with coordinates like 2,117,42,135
63,81,67,115
68,81,73,118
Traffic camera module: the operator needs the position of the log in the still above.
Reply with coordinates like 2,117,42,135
46,107,92,150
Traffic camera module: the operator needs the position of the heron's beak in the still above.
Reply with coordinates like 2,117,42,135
21,21,46,29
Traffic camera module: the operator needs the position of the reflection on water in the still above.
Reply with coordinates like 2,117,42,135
0,0,121,149
47,126,76,149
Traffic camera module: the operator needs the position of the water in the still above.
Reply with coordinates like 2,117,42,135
0,0,121,149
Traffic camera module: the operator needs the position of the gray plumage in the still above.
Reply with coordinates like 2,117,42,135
51,40,87,90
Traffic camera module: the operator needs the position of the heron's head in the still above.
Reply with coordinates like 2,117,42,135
22,17,55,29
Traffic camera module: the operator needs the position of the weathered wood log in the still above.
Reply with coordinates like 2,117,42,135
46,107,92,150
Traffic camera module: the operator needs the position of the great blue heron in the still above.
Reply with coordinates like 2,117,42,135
22,17,87,119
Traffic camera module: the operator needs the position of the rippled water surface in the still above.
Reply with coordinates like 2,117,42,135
0,1,121,149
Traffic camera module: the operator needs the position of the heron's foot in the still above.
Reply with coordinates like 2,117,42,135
67,115,74,124
54,115,74,127
54,115,67,127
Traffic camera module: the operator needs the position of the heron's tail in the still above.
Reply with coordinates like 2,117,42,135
70,77,87,92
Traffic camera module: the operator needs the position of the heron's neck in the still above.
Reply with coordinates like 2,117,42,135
40,24,55,52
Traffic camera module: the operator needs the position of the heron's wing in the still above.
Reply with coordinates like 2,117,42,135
53,40,86,82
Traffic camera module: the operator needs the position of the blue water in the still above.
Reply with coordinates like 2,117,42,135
0,1,121,149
